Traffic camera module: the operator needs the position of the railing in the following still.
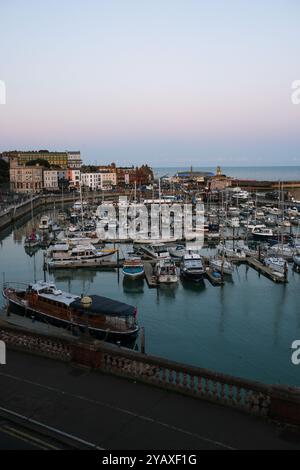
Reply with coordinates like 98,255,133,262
1,320,300,426
0,322,72,362
98,343,271,417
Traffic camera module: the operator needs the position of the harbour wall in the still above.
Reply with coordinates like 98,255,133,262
1,320,300,429
0,191,124,233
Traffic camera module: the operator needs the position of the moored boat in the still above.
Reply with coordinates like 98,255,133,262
156,258,178,284
169,244,186,259
3,281,139,342
45,243,116,269
122,257,145,280
39,215,52,230
180,253,205,282
264,257,288,275
210,258,234,276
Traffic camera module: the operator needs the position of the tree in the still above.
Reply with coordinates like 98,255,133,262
26,159,50,168
0,159,9,184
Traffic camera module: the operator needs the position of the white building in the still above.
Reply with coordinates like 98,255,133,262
43,170,59,191
67,151,82,169
81,172,101,190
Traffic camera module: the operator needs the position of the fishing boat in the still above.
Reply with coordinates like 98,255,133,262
156,258,178,284
169,244,186,258
180,253,205,282
210,258,234,276
45,243,116,269
3,281,139,342
122,257,145,280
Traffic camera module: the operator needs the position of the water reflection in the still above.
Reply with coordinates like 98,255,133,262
181,278,206,293
122,277,145,295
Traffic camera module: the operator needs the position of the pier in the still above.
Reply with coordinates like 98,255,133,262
143,261,158,287
246,257,288,284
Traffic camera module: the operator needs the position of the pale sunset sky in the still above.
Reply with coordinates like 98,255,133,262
0,0,300,166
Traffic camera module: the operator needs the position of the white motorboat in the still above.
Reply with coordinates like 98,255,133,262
293,254,300,268
73,200,88,211
252,227,274,241
217,244,246,259
180,253,205,282
210,258,234,276
39,215,52,230
45,243,116,269
264,257,287,275
156,259,178,284
140,243,170,260
169,244,186,258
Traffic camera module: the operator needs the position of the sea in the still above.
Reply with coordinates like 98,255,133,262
154,166,300,181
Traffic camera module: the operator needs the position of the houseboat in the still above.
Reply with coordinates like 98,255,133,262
3,281,139,342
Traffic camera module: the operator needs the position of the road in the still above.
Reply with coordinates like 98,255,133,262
0,350,299,450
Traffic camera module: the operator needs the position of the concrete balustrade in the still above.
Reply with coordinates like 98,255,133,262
0,321,300,428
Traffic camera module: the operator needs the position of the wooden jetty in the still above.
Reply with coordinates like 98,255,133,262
246,257,288,284
143,261,158,288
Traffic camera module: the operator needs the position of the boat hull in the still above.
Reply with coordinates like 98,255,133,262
122,267,145,280
4,295,139,344
180,270,205,283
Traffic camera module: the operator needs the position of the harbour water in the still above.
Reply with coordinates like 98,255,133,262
1,209,300,388
155,166,300,182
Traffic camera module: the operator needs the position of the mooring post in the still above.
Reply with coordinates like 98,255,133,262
140,326,146,354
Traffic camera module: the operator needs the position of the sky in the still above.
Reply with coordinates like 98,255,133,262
0,0,300,167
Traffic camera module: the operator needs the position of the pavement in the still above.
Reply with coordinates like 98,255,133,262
0,350,300,450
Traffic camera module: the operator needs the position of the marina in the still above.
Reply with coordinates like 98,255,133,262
1,190,300,389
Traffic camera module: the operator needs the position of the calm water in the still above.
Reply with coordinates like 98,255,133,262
1,211,300,388
155,166,300,182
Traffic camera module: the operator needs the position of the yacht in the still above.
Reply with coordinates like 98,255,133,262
180,253,205,282
293,252,300,268
156,259,178,284
73,200,88,211
39,215,52,230
269,244,294,260
45,243,116,269
210,258,234,276
252,227,274,241
217,244,246,259
264,257,287,275
169,244,186,259
140,243,170,260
